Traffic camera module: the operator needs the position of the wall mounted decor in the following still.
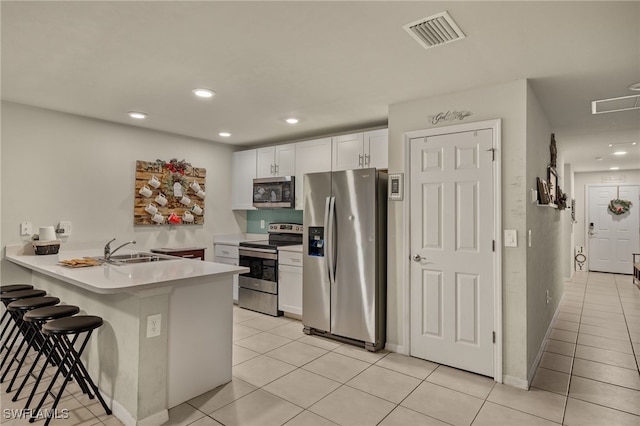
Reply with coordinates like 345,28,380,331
547,166,558,205
428,110,473,125
537,177,550,204
134,159,206,225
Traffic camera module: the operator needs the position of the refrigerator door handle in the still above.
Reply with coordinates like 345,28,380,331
324,197,332,282
326,196,336,285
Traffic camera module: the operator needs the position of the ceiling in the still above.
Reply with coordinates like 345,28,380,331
2,1,639,172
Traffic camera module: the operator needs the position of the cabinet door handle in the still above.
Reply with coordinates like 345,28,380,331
270,164,275,174
358,154,363,167
275,164,279,174
364,153,370,166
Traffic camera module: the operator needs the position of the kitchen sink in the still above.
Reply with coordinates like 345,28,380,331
98,252,175,265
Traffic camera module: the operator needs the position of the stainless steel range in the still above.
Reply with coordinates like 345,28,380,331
238,223,303,316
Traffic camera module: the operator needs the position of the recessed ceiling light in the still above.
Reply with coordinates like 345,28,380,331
219,132,231,137
128,111,147,119
193,88,215,98
609,167,620,170
595,157,603,161
285,118,299,124
613,151,627,156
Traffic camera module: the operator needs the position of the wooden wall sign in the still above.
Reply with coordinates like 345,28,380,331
134,159,206,225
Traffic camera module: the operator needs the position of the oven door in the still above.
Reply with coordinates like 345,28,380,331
238,248,282,316
238,248,278,294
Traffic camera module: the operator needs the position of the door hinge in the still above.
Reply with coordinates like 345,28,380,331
492,240,495,251
492,331,496,343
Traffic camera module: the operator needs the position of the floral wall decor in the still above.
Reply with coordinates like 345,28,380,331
134,159,206,225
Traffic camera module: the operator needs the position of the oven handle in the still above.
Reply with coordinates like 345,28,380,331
239,248,278,260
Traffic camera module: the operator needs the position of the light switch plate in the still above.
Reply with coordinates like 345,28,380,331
504,230,517,247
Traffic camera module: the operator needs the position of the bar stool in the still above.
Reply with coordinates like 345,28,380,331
0,290,46,360
12,305,80,403
0,285,34,343
29,316,111,425
1,297,61,384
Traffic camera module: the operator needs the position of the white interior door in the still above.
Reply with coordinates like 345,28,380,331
410,127,495,377
588,185,640,274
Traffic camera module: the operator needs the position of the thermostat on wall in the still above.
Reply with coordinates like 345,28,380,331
388,173,404,201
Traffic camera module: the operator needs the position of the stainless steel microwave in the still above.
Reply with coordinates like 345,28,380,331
252,176,295,208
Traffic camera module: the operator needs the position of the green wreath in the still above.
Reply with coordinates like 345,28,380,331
608,199,632,215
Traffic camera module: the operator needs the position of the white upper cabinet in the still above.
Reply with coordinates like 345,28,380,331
231,149,257,210
363,128,389,170
331,133,364,171
331,129,388,171
256,144,296,177
294,137,332,209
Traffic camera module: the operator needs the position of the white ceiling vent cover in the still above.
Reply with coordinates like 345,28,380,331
403,11,466,50
592,94,640,114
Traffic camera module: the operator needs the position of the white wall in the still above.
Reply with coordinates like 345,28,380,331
573,169,640,270
1,102,245,278
524,84,563,382
389,80,531,383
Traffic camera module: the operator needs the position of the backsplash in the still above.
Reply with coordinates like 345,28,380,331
246,209,303,234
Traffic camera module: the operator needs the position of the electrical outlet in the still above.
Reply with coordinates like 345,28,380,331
146,314,161,338
20,221,32,236
260,220,265,229
58,221,72,236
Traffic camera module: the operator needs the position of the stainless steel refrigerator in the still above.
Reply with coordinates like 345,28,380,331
302,168,387,351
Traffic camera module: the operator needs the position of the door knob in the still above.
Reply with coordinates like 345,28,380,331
412,254,423,262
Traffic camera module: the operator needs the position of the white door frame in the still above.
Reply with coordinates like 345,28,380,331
403,119,502,382
585,183,640,272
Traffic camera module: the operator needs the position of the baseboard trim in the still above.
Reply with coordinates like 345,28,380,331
100,391,168,426
502,375,529,390
384,343,407,355
527,296,563,386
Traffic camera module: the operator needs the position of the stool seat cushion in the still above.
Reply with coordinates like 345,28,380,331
7,296,60,311
0,289,46,302
0,284,34,294
24,305,80,322
43,315,103,335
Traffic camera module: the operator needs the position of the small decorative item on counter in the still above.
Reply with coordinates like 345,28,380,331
168,212,182,224
608,198,632,215
33,240,61,255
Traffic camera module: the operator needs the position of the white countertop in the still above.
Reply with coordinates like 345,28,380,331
5,244,248,294
214,233,266,246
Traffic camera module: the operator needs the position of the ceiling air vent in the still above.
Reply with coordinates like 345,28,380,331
403,11,465,50
592,94,640,114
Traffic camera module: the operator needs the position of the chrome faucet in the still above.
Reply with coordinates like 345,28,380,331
104,238,136,260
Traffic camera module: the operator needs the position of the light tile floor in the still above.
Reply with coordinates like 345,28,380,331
2,272,639,425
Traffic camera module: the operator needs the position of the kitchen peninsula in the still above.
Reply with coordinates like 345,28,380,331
5,244,248,426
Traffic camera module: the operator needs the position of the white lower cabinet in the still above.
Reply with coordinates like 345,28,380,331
278,249,302,315
214,244,240,302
